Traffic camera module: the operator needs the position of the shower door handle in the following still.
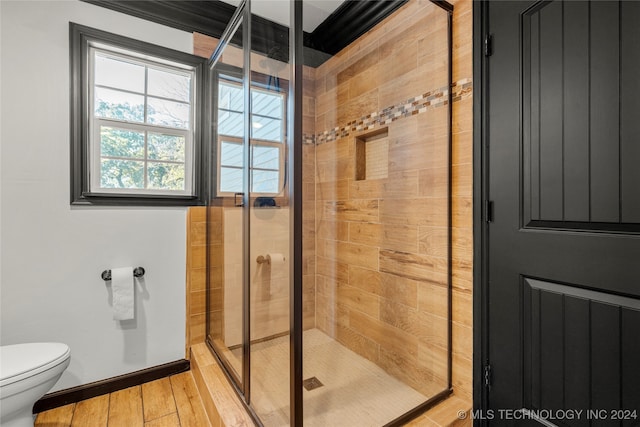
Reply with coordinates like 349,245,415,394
234,192,244,207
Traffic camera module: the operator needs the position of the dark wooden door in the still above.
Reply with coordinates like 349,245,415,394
485,1,640,426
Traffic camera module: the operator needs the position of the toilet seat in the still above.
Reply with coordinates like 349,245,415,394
0,343,70,388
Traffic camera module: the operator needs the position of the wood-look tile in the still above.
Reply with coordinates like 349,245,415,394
35,403,75,427
418,226,449,257
107,386,143,427
336,282,380,318
321,200,379,223
189,313,206,346
452,131,472,166
335,323,380,363
379,198,448,227
337,89,379,126
417,281,449,319
379,249,448,285
316,220,349,241
418,167,449,198
189,222,206,246
388,138,448,172
71,394,109,427
190,267,206,292
144,413,180,427
189,206,207,223
170,372,211,427
349,310,419,359
193,33,218,59
141,378,176,422
382,170,420,199
189,245,206,270
452,288,472,327
317,180,349,200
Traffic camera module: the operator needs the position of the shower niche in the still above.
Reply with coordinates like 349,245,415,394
205,1,453,425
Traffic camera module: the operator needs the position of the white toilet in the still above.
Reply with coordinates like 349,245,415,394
0,343,70,427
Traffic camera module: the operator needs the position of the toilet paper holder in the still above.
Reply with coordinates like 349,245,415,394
101,267,145,281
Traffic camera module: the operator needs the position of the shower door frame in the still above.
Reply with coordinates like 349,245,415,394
205,0,256,413
206,1,455,425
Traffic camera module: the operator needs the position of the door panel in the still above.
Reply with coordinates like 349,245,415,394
486,1,640,425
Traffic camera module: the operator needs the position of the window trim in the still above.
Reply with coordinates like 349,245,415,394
70,23,209,206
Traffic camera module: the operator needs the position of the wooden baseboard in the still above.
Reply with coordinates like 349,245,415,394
33,359,190,414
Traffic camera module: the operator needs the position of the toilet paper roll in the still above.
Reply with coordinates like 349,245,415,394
266,253,285,264
112,267,134,321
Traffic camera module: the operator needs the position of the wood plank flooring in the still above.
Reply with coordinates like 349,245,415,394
34,372,210,427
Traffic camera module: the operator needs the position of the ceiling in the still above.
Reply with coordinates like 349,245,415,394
218,0,347,32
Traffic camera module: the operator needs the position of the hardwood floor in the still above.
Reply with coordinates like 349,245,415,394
35,372,211,427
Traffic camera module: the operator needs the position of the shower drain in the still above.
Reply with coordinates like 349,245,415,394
302,376,324,391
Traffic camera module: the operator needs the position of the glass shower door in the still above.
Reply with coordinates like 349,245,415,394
206,1,293,422
206,8,247,392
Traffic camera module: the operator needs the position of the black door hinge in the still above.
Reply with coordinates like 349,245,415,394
484,364,492,389
484,34,493,57
485,200,494,223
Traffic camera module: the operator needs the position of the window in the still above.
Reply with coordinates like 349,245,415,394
216,77,285,196
70,23,208,205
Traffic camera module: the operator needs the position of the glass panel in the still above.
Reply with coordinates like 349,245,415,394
100,127,144,158
99,159,144,188
219,111,244,137
252,145,279,170
301,1,452,425
147,162,185,190
221,140,244,167
252,90,283,118
94,53,145,93
251,116,282,142
147,97,190,129
206,15,246,391
248,2,291,425
251,169,279,193
94,87,144,123
219,81,244,112
147,67,191,102
220,167,243,193
147,133,185,161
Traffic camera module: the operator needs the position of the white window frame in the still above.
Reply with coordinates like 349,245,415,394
216,79,286,197
88,46,196,196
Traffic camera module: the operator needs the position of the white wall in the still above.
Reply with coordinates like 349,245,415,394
0,0,193,391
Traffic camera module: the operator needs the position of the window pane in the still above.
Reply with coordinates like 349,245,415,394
220,167,243,193
221,141,244,167
252,170,279,193
100,159,144,189
252,145,279,170
148,68,191,102
147,97,190,129
219,111,244,137
95,87,145,122
251,116,282,142
148,133,185,161
95,53,145,93
148,162,185,190
100,127,144,158
252,90,283,118
219,82,244,112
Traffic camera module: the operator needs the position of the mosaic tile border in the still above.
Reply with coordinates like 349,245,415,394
303,78,472,145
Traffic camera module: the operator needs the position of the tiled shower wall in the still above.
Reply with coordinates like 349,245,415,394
186,0,473,403
309,0,471,399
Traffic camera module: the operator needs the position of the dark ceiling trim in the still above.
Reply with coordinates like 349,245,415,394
307,0,408,56
80,0,407,67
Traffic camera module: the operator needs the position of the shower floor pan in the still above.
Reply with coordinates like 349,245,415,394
229,328,438,426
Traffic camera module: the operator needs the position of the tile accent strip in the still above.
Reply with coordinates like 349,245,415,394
303,78,472,145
